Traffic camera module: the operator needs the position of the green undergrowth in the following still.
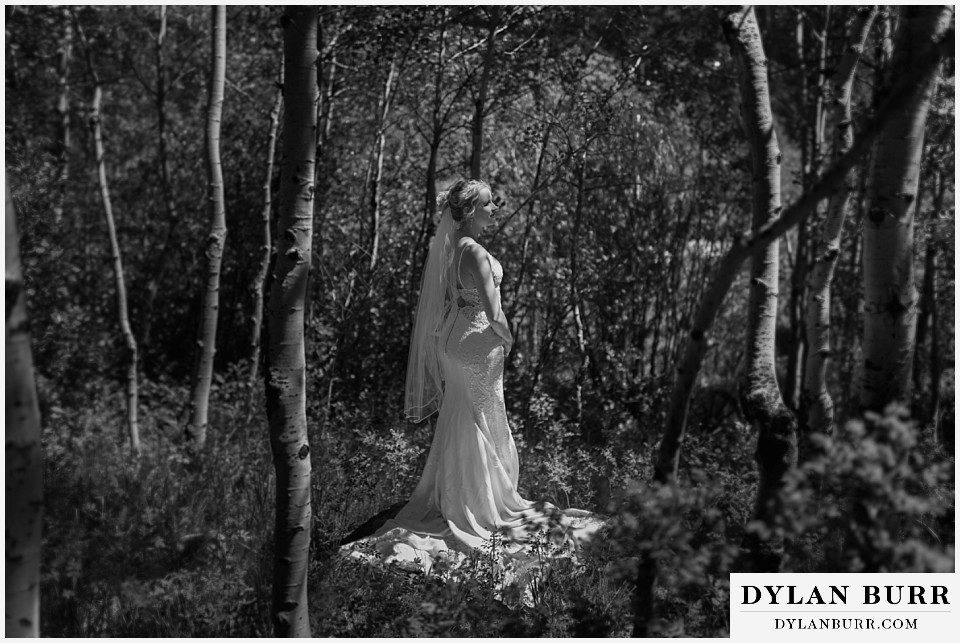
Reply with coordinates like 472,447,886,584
39,372,953,636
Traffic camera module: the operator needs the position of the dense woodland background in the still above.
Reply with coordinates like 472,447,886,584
5,5,955,637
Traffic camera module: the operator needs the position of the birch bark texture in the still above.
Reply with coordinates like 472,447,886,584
265,6,318,637
802,7,877,438
723,6,798,571
186,6,227,447
650,3,950,484
860,5,953,414
6,181,43,637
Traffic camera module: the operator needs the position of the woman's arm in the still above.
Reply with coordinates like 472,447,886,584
460,244,513,349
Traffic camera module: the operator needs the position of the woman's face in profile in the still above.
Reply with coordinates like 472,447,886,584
472,188,499,229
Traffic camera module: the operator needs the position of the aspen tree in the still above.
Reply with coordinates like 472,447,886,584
249,55,284,384
571,152,591,435
265,6,318,636
367,57,398,272
6,180,43,637
53,8,72,225
914,170,947,423
186,6,227,447
140,6,182,352
313,9,341,242
642,11,950,632
723,4,798,572
802,7,877,438
860,6,953,413
651,6,950,483
77,17,141,456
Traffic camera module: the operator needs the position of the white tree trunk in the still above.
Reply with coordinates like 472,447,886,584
186,6,228,447
723,6,798,572
802,7,877,437
652,4,949,483
249,55,284,384
368,58,397,273
6,180,43,637
860,6,952,413
266,6,318,636
77,17,140,456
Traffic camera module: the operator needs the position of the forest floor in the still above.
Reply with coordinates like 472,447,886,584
37,373,953,637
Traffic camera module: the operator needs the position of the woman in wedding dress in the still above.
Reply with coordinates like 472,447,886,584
386,177,546,553
345,178,597,574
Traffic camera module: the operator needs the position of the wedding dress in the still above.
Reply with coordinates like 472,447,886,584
344,224,600,578
378,243,543,551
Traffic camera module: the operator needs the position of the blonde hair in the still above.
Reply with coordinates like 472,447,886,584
436,178,490,222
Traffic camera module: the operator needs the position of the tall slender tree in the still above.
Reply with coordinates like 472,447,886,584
860,5,952,413
367,56,399,273
639,7,950,634
802,6,877,438
76,16,141,457
186,6,227,447
52,7,72,225
914,169,947,423
469,6,501,179
139,6,183,353
265,6,318,636
249,55,284,384
571,150,591,434
724,6,798,571
650,6,951,482
410,8,475,292
6,179,43,637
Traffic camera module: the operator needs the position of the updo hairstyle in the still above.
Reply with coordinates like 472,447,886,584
436,178,490,222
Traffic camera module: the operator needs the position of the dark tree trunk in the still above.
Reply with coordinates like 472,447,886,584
412,15,448,297
571,152,591,437
470,8,499,179
914,169,946,423
139,6,189,359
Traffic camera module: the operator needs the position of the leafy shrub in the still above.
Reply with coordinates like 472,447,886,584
40,377,274,637
780,406,955,573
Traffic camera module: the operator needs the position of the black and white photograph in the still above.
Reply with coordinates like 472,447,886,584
5,4,955,637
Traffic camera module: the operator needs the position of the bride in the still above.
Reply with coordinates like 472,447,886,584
379,178,550,552
343,178,599,576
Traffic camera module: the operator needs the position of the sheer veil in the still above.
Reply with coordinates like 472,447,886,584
404,209,457,422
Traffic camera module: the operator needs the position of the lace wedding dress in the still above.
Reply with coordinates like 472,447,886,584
344,242,599,577
382,247,539,548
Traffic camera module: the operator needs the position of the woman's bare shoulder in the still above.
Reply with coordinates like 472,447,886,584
458,240,490,267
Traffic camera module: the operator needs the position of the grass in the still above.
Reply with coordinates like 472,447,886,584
38,372,953,636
